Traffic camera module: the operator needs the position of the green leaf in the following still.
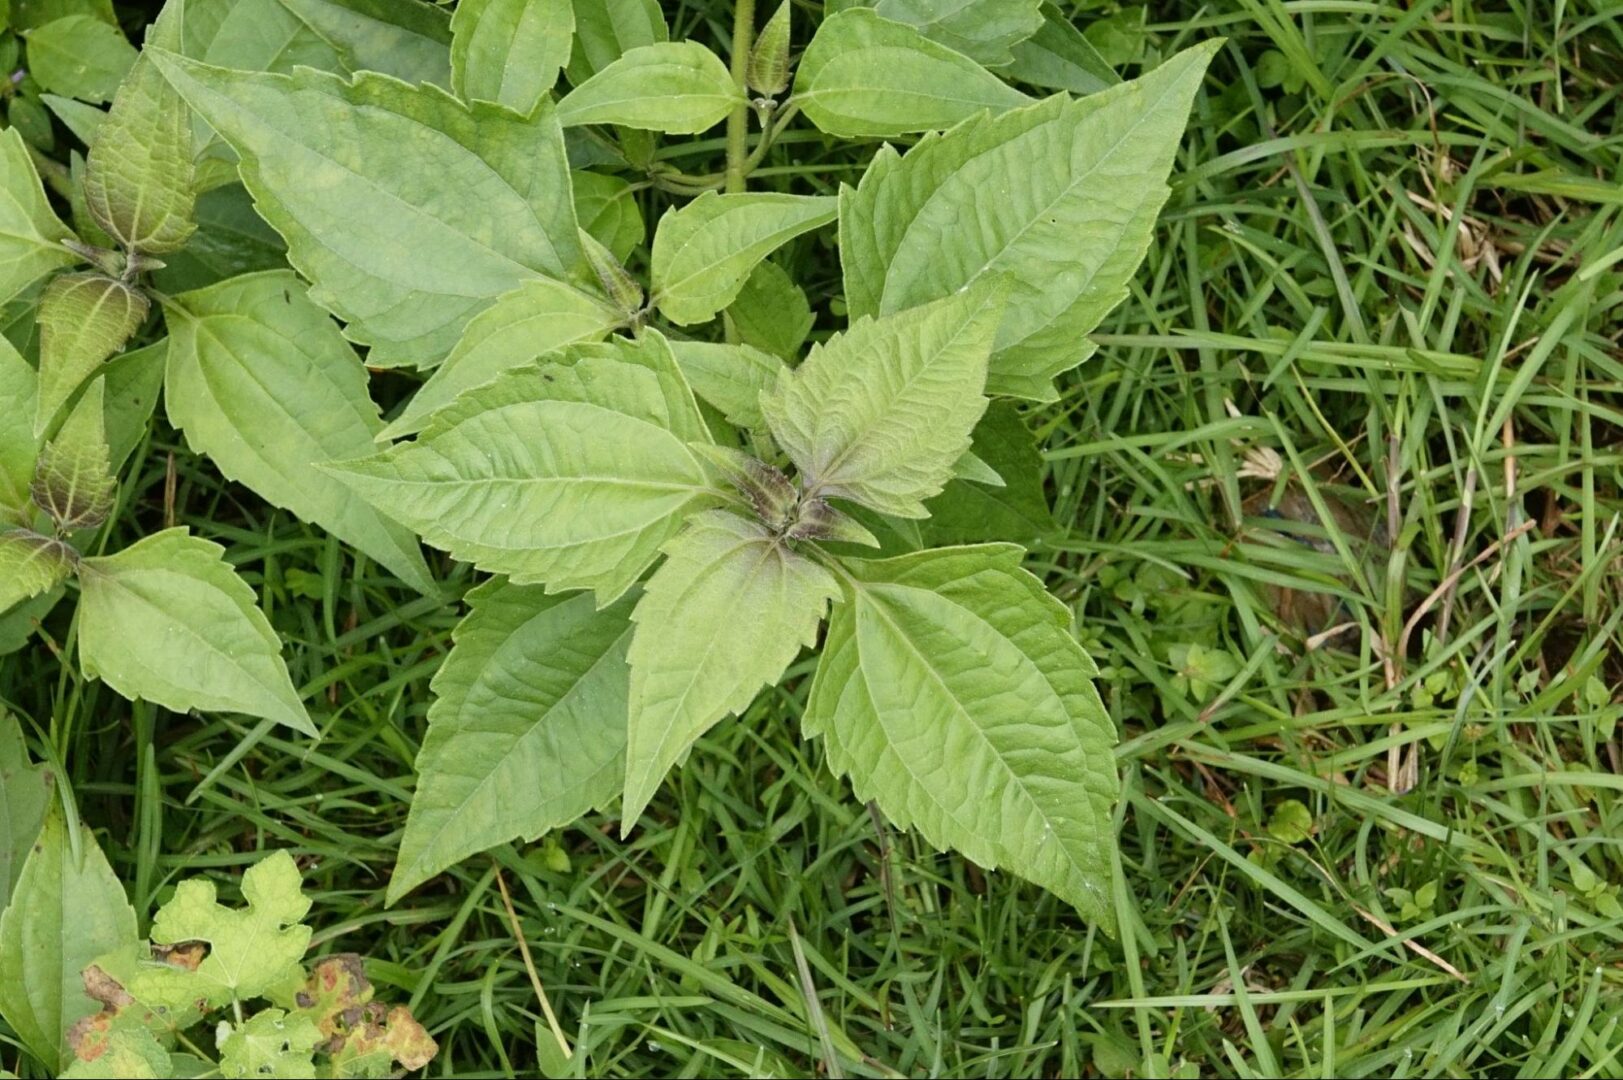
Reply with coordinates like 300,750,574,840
746,0,791,95
0,339,40,523
218,1009,321,1080
148,52,584,367
667,340,785,430
451,0,573,114
839,41,1216,398
135,850,312,1009
148,184,287,293
10,0,116,32
557,41,740,133
0,712,52,910
804,544,1118,924
565,0,666,83
25,15,136,103
726,258,813,362
31,377,116,531
389,582,635,903
101,339,166,474
918,401,1056,545
33,273,149,437
998,2,1118,95
761,280,1005,518
162,271,436,593
622,510,837,829
573,170,646,264
380,277,625,440
77,528,317,736
0,529,77,613
41,93,108,145
792,9,1029,138
0,128,77,307
873,0,1043,67
277,0,451,86
0,806,138,1071
651,192,836,326
83,4,196,256
328,338,719,603
187,0,345,75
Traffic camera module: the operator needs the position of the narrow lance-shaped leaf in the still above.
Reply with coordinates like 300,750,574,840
762,279,1006,518
839,41,1216,399
451,0,574,114
651,192,836,326
278,0,453,86
329,338,720,604
148,52,585,367
0,530,78,614
622,511,838,830
747,0,791,95
31,378,117,532
0,128,78,307
791,9,1029,138
557,41,741,133
389,582,635,903
162,271,437,593
804,544,1118,926
33,272,149,436
77,528,318,737
83,1,197,255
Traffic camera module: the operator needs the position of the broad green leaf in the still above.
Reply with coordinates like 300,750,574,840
0,712,52,910
0,339,39,523
622,510,837,828
0,128,77,306
148,184,287,293
380,277,625,440
33,272,148,436
573,170,645,264
149,52,584,367
999,2,1118,95
25,15,135,103
0,807,138,1071
761,280,1005,518
0,529,76,613
278,0,452,86
218,1010,321,1079
328,342,719,603
557,41,740,133
804,544,1118,924
840,41,1216,398
919,401,1056,545
792,9,1028,138
651,192,836,326
565,0,666,83
187,0,344,74
83,3,196,255
451,0,573,114
31,378,116,531
9,94,56,152
389,582,635,903
10,0,116,31
667,340,785,430
163,271,436,594
77,528,317,736
102,339,166,473
134,850,312,1009
874,0,1043,66
726,258,813,362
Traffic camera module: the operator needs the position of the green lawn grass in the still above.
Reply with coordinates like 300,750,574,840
4,1,1622,1077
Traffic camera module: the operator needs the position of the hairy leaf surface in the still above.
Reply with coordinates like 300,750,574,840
34,272,148,436
31,378,116,532
0,530,76,614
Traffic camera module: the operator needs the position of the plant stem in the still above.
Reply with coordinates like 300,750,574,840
725,0,756,196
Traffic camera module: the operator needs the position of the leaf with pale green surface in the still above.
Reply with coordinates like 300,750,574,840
102,340,166,474
10,0,117,31
148,52,584,368
277,0,451,86
217,1010,321,1079
622,511,837,829
666,340,785,430
873,0,1044,66
451,0,572,114
651,192,836,326
0,807,138,1071
792,9,1029,138
804,544,1117,925
0,128,77,307
557,41,740,133
389,581,635,903
163,271,436,594
727,258,813,362
25,15,136,103
998,1,1117,95
380,277,625,440
573,170,646,264
33,273,148,436
83,3,196,256
0,530,76,614
839,42,1216,399
329,341,719,603
747,0,791,95
761,280,1005,519
0,340,39,524
77,528,317,736
565,0,667,83
187,0,344,74
31,378,116,531
0,712,52,910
